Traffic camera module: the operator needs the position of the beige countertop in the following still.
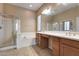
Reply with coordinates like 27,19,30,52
37,31,79,41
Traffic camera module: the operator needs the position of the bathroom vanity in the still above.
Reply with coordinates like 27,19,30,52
36,31,79,56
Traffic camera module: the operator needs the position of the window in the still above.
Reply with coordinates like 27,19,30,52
64,21,70,31
37,15,42,32
15,19,20,32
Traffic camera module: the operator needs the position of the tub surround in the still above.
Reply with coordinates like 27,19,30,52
36,31,79,56
16,32,36,49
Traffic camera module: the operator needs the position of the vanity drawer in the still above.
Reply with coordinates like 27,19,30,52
41,34,49,38
50,36,60,42
60,38,79,48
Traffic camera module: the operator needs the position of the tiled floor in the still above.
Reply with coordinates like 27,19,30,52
0,45,52,56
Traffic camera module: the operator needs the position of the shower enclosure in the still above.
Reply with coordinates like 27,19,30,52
0,13,20,49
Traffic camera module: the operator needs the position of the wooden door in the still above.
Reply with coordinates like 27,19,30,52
51,37,60,56
39,36,48,48
36,33,39,45
60,44,79,56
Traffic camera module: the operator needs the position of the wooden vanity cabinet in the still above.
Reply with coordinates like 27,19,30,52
49,36,60,56
36,33,41,46
60,39,79,56
36,33,49,48
36,33,40,46
39,35,49,48
36,33,79,56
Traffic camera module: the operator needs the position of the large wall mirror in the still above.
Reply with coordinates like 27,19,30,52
52,22,59,31
63,21,72,31
38,4,79,32
51,20,73,31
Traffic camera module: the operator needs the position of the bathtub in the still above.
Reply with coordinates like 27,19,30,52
16,32,36,49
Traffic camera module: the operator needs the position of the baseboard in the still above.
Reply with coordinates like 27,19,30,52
0,45,16,51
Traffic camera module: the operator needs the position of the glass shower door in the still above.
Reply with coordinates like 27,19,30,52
0,15,17,48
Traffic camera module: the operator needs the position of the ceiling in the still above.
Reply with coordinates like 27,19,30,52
42,3,78,16
9,3,78,15
51,3,78,16
10,3,43,11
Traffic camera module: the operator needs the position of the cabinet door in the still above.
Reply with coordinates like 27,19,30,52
60,44,79,56
51,37,60,56
36,33,39,45
39,36,48,48
52,41,60,56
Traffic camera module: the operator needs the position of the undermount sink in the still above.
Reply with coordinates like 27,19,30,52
65,32,79,36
